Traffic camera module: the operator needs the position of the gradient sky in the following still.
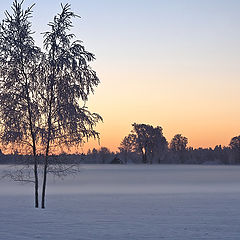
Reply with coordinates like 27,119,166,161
1,0,240,152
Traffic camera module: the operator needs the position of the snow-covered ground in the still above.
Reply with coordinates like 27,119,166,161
1,164,240,239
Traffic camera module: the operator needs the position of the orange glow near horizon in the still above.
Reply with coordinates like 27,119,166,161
79,69,240,153
1,118,239,155
1,1,240,155
82,120,239,153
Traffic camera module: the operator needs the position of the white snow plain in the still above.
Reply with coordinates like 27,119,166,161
1,164,240,239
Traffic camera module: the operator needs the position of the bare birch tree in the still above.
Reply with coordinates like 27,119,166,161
40,4,102,208
0,0,42,208
0,1,102,209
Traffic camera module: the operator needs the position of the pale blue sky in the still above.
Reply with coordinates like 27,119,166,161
1,0,240,151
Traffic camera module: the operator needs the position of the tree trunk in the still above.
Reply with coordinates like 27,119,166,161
41,117,51,209
34,159,38,208
41,78,54,209
33,144,38,208
41,154,48,209
142,151,147,164
31,134,38,208
41,42,56,209
27,99,39,208
23,69,39,208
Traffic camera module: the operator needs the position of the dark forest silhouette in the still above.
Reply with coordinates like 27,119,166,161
1,124,240,165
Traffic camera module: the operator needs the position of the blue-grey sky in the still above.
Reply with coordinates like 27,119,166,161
1,0,240,151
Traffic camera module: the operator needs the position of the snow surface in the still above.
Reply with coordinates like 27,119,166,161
1,164,240,239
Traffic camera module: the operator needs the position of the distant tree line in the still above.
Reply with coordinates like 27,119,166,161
85,123,240,165
2,123,240,165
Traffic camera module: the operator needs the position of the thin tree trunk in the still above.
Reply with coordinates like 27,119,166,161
42,113,52,208
41,117,51,209
32,141,38,208
41,154,48,209
142,151,147,164
34,157,38,208
22,65,39,208
41,74,54,209
41,42,56,209
27,98,39,208
42,115,52,208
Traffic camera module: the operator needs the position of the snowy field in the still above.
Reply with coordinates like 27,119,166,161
1,164,240,239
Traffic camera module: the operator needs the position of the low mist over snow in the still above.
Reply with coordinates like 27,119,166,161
1,165,240,239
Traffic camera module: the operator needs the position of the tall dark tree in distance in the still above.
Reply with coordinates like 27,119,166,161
121,123,168,164
119,134,136,163
132,123,168,164
170,134,188,152
0,0,42,208
229,135,240,163
40,4,102,208
229,135,240,150
170,134,188,163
